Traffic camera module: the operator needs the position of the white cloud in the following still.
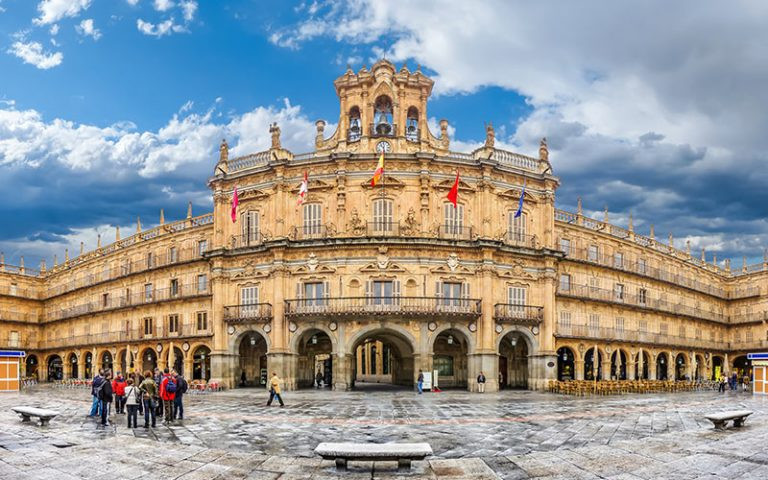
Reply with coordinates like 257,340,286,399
136,18,186,37
33,0,93,26
7,40,63,69
76,18,101,40
49,24,59,35
153,0,174,11
179,1,197,22
126,0,139,5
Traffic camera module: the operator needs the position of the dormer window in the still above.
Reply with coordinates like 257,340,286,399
406,107,419,142
373,95,393,136
348,106,361,142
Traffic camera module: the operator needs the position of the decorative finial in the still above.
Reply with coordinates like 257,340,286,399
53,254,58,267
136,216,142,233
539,137,549,162
743,256,747,272
686,239,691,255
577,197,583,215
713,253,717,266
160,209,165,225
416,63,421,72
725,258,731,272
19,256,24,272
701,247,706,262
219,138,228,163
79,241,84,256
603,206,609,223
484,121,495,148
668,233,674,247
269,122,281,149
315,120,326,147
187,201,193,219
764,248,768,264
40,259,46,273
649,224,655,240
0,252,4,270
116,226,120,241
65,248,69,262
97,233,101,249
628,212,634,232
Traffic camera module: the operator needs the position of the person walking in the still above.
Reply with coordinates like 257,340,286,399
173,371,188,420
718,374,727,393
743,374,750,392
153,368,164,417
477,372,487,393
240,370,247,387
99,372,114,427
139,370,157,428
112,372,127,414
266,372,285,406
159,368,177,424
417,370,424,394
88,369,104,417
315,369,323,388
124,378,140,428
731,372,738,391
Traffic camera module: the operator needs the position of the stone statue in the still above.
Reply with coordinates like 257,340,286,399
219,138,228,162
485,122,495,148
270,123,281,149
348,208,365,236
401,208,420,236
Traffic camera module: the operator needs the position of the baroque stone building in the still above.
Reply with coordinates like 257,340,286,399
1,60,766,392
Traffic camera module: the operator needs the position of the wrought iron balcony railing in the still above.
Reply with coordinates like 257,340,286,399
0,310,40,323
291,225,331,241
284,296,482,318
365,221,401,237
223,304,274,323
503,231,538,248
437,225,474,240
493,304,544,325
231,233,264,249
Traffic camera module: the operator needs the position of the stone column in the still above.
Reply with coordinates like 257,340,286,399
627,360,636,380
575,360,585,380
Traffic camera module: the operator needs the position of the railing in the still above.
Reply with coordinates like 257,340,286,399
0,310,39,323
491,149,541,172
556,324,719,350
41,324,213,350
284,296,482,318
231,233,264,249
44,283,211,323
493,304,543,325
228,151,271,172
369,122,397,137
0,284,42,299
503,231,538,248
730,312,767,324
730,340,768,351
291,225,331,240
557,284,729,323
728,286,760,299
437,225,474,240
0,264,40,277
223,304,274,323
365,221,401,237
447,151,475,162
1,337,36,350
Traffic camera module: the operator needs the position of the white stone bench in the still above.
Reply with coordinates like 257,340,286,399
703,410,753,430
12,406,60,426
315,442,432,471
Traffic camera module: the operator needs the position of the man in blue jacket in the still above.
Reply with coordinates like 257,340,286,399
88,369,104,417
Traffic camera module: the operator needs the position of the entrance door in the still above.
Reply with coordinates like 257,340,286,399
323,356,333,387
499,356,508,389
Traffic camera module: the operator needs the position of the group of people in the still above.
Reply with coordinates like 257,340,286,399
718,372,751,392
88,367,189,428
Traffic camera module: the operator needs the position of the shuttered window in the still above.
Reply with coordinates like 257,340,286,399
508,211,526,242
241,211,260,245
373,199,393,232
303,204,322,235
443,203,464,234
241,286,259,315
508,286,527,315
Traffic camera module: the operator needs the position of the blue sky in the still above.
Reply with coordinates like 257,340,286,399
1,1,768,270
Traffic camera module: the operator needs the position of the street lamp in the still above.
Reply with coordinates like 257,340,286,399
312,335,318,345
510,337,518,347
250,336,256,346
447,335,454,345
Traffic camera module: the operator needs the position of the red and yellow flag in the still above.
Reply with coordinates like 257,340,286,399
371,153,384,187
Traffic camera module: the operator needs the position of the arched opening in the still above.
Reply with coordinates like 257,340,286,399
584,348,603,380
405,106,419,142
656,353,668,380
352,328,414,390
557,347,575,381
142,349,157,373
675,353,687,380
373,95,393,135
101,351,113,373
712,355,724,380
634,351,650,380
499,331,528,389
348,106,361,141
695,354,706,381
238,332,268,387
193,346,211,381
733,356,752,379
433,329,469,389
296,330,333,389
168,347,184,375
25,355,38,379
47,355,63,381
84,352,94,378
68,353,79,379
610,350,627,380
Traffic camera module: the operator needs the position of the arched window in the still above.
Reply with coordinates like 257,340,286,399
406,107,419,142
373,96,393,136
372,198,393,233
348,106,361,141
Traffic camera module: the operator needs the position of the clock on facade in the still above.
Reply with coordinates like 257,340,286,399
376,141,391,153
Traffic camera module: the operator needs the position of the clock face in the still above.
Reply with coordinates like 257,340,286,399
376,141,391,153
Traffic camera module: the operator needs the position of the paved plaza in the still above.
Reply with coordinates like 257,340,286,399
0,386,767,479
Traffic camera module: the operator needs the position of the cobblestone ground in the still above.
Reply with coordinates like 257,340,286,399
1,385,768,479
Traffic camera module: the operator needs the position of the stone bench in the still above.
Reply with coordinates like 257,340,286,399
12,406,60,426
315,442,433,471
703,410,753,430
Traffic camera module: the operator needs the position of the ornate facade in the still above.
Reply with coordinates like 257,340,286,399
1,60,765,392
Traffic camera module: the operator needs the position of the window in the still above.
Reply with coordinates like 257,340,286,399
370,345,377,374
102,293,109,308
144,283,153,302
169,246,178,263
147,252,154,268
559,311,572,328
241,286,260,315
637,258,646,275
443,203,464,234
405,106,419,142
589,314,600,332
242,211,260,245
170,279,179,297
348,106,362,141
197,240,208,256
9,331,19,348
168,314,179,334
372,280,394,305
9,283,17,296
433,355,454,376
196,311,208,331
303,204,323,236
560,238,571,255
373,95,393,135
122,260,131,276
588,276,600,290
588,245,599,262
372,198,393,232
615,317,625,333
746,329,754,342
508,211,526,242
559,274,571,292
143,317,153,336
303,282,327,307
361,347,366,375
639,320,647,333
638,288,647,305
614,252,624,268
508,286,527,309
441,281,463,307
197,274,208,293
382,344,390,375
614,283,624,301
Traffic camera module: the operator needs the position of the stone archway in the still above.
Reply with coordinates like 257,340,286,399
84,351,94,379
238,331,269,388
610,349,628,380
656,352,669,380
68,352,79,379
295,329,334,389
347,326,417,390
101,350,114,374
675,353,688,380
140,348,157,374
498,330,529,389
584,347,603,380
47,355,63,381
712,355,724,380
25,355,38,379
634,350,650,380
557,347,576,381
193,346,212,381
432,328,470,389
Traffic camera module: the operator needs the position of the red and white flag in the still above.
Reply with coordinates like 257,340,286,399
230,186,239,223
297,171,308,206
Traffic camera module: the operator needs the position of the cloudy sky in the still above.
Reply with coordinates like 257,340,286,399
1,0,767,269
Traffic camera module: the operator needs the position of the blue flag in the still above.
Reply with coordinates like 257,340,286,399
514,180,526,218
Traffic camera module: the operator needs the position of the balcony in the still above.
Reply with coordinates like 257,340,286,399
0,310,39,323
730,340,768,351
556,324,720,351
291,225,331,241
284,296,482,320
366,221,401,237
503,231,538,249
223,304,274,324
493,304,544,326
41,323,213,350
437,225,474,241
1,337,36,350
44,283,211,323
0,284,42,299
231,233,264,249
369,122,397,138
557,284,729,324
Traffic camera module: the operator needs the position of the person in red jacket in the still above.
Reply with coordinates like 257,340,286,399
112,372,127,415
158,368,177,424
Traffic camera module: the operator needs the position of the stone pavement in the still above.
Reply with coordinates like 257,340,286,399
0,385,767,478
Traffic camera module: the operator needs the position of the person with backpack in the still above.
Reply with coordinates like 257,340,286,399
88,369,104,417
112,372,127,414
172,370,188,421
159,368,177,424
98,371,114,427
124,378,141,428
139,370,157,428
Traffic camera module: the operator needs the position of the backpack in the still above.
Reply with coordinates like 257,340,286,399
94,378,108,399
165,377,177,394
